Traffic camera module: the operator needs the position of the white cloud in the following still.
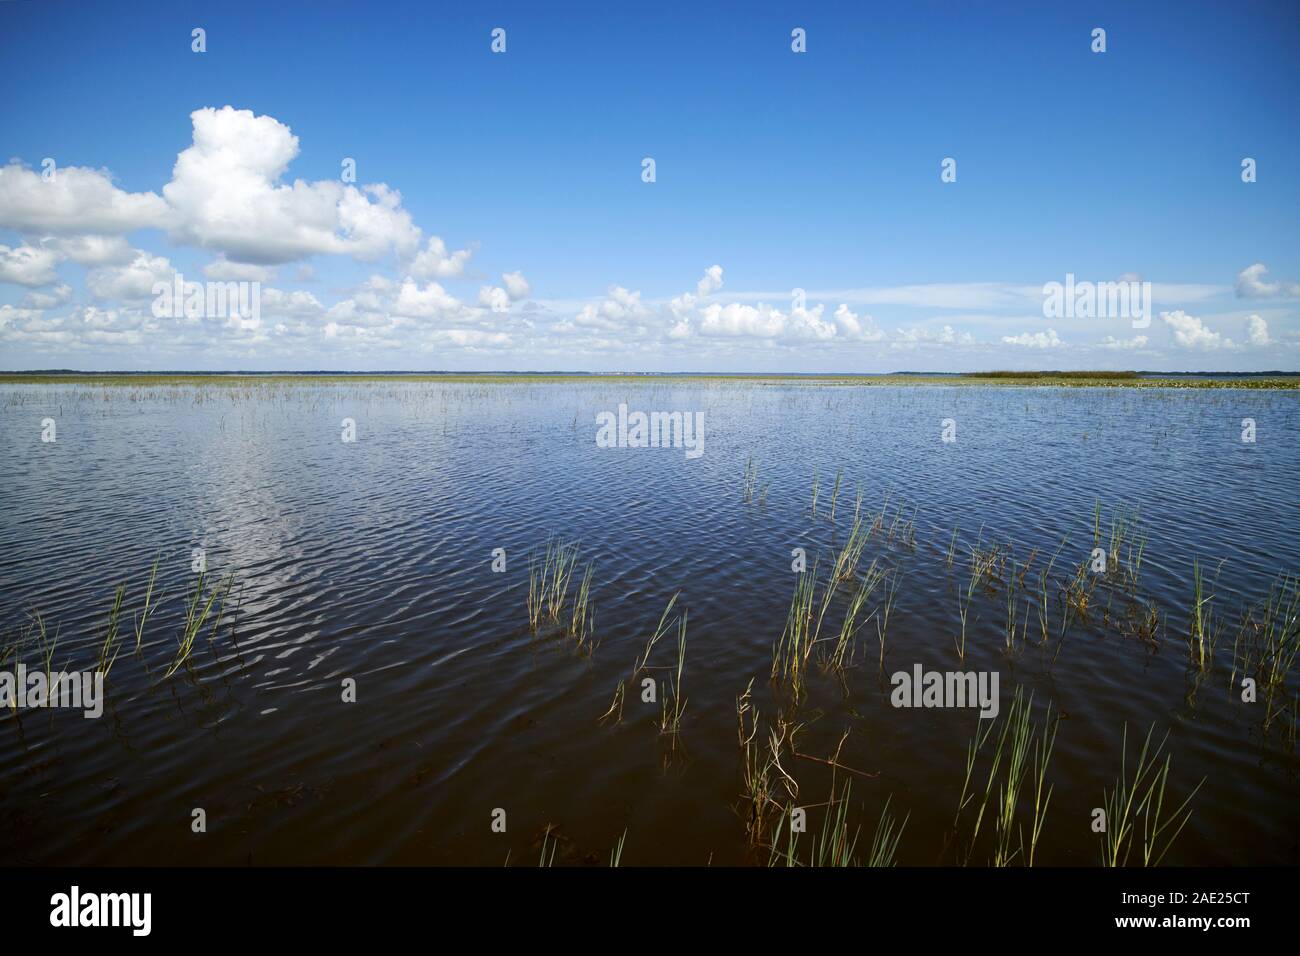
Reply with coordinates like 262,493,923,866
44,235,135,267
1099,334,1149,350
261,288,324,317
893,324,974,347
86,251,173,301
697,302,786,338
390,278,466,320
575,285,651,329
0,243,61,286
696,264,724,296
478,285,511,313
203,256,277,282
0,162,170,235
409,236,472,279
162,106,422,265
1246,314,1271,347
21,284,73,309
501,270,530,300
1236,262,1300,299
1161,310,1234,350
478,271,531,313
1001,329,1063,349
832,304,884,342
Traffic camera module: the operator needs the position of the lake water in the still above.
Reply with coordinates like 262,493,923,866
1,380,1297,865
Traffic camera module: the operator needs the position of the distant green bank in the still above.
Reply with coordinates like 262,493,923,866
1,371,1299,389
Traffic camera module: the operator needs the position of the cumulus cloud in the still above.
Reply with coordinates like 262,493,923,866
832,304,884,342
1246,314,1271,347
86,251,173,301
390,278,466,320
203,256,277,282
1001,329,1063,349
261,288,324,317
501,270,530,300
0,243,62,286
162,106,422,265
575,285,650,329
0,162,170,235
478,271,531,313
21,284,73,309
1161,310,1234,350
44,235,135,267
696,264,724,296
1236,263,1300,299
409,236,472,279
478,285,511,313
691,301,839,342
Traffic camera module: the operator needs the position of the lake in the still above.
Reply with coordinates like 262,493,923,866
1,378,1297,865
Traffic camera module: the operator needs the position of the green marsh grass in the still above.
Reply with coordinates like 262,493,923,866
569,562,596,655
603,593,681,723
1100,724,1203,867
164,571,233,679
527,538,580,631
133,553,161,650
658,611,688,738
768,779,860,867
609,829,627,867
954,689,1057,866
866,795,909,867
772,559,838,695
97,583,126,676
1188,558,1225,672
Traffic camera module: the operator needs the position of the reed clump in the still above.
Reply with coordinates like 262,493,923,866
954,689,1058,866
1099,724,1203,867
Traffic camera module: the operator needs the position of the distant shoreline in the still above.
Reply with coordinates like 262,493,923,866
3,371,1299,389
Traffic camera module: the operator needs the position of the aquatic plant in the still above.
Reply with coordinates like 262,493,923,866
609,829,627,867
98,583,126,676
569,562,596,655
866,795,909,867
164,571,233,679
133,553,161,650
742,456,759,503
526,537,579,630
828,468,843,522
954,689,1057,867
658,611,688,737
1099,724,1203,867
772,559,837,695
768,779,859,867
1188,558,1223,672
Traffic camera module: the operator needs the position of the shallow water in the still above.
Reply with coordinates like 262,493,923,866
1,381,1297,866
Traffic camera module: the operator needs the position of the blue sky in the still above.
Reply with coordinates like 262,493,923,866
1,0,1297,371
